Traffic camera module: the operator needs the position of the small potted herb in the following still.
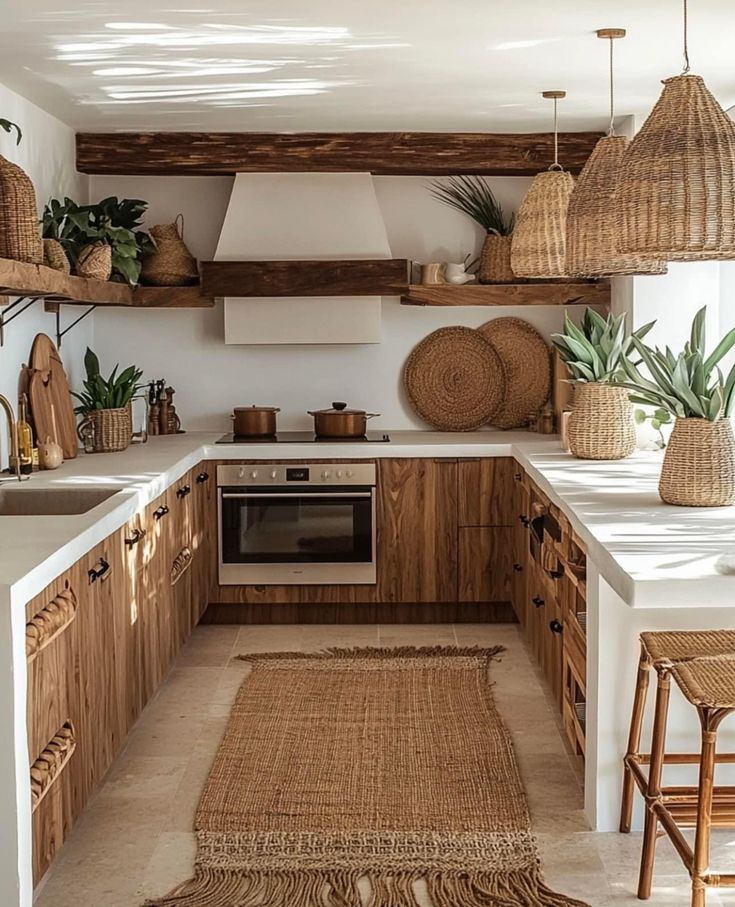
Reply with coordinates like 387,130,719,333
74,349,144,453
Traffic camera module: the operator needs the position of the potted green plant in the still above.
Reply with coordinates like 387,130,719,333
430,176,516,283
74,348,144,453
551,309,654,460
618,306,735,506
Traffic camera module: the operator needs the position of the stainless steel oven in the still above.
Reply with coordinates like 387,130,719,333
217,463,376,585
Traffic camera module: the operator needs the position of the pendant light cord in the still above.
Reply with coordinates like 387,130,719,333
682,0,691,73
607,36,615,136
549,97,563,171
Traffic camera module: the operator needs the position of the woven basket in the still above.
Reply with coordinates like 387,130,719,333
617,75,735,262
478,233,515,283
566,136,667,277
77,244,112,281
43,238,71,274
140,215,199,286
511,170,575,278
659,418,735,507
0,155,43,264
567,382,636,460
78,406,132,453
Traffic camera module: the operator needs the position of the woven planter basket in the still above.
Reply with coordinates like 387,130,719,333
77,244,112,281
511,170,575,278
141,216,199,287
659,418,735,507
43,238,70,274
0,155,43,264
566,136,668,277
478,233,515,283
616,75,735,262
78,405,132,453
567,382,636,460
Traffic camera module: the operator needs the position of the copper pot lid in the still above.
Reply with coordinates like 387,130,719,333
233,405,280,413
308,401,378,416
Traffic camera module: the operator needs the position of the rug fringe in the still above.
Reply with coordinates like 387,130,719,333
143,868,589,907
237,645,506,664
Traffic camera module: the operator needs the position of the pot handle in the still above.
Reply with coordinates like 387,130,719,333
365,413,380,420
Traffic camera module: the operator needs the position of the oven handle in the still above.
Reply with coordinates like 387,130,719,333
221,492,373,499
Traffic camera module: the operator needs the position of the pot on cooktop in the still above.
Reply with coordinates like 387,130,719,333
232,405,280,437
307,402,380,438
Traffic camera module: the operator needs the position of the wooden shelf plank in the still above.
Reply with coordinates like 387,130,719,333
0,258,213,308
201,259,411,297
400,282,610,308
76,131,602,176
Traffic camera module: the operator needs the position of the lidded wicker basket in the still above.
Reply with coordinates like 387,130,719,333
77,405,132,453
511,170,575,278
478,233,515,283
141,215,199,287
77,243,112,281
659,418,735,506
567,382,636,460
0,156,43,264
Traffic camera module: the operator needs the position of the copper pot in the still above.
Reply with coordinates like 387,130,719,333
307,402,379,438
232,405,280,437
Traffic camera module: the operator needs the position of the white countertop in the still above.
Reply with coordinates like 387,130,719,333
2,430,734,610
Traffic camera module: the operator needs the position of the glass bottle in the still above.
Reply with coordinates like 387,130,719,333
17,393,34,474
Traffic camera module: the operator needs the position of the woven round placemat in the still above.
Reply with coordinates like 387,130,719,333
477,318,551,429
404,327,506,431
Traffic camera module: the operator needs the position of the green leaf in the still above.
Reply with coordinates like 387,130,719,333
690,306,707,354
703,326,735,375
84,347,100,379
0,118,22,145
633,408,647,424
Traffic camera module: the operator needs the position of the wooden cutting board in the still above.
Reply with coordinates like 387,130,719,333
28,334,78,459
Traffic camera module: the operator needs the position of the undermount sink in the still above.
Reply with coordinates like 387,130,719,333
0,486,119,516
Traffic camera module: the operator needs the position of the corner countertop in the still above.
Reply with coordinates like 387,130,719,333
2,430,734,611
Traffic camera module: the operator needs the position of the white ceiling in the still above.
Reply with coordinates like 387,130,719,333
1,0,734,132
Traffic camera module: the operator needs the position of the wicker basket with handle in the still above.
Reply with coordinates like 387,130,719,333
0,155,43,264
659,418,735,506
478,233,515,283
77,405,132,453
140,215,199,286
567,382,636,460
43,238,70,273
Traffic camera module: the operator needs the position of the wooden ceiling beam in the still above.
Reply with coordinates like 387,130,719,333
76,131,601,176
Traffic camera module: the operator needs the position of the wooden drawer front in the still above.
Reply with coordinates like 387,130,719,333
458,457,515,527
563,659,586,757
26,586,77,664
563,621,586,693
458,527,511,603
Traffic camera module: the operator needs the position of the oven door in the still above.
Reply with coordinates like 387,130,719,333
218,486,376,585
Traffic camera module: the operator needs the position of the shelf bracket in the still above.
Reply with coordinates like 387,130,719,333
54,304,97,349
0,296,37,347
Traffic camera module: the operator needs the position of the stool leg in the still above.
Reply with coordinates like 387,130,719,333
621,646,651,833
638,668,671,900
691,708,729,907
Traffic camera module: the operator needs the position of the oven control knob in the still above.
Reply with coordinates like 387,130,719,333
270,470,278,480
250,470,258,479
238,467,245,478
321,470,330,479
346,469,354,478
336,470,343,478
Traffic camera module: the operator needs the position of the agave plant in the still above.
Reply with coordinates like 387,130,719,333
618,306,735,421
429,176,515,235
551,309,655,383
72,348,144,414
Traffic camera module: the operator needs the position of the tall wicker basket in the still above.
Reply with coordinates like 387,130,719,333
478,233,515,283
659,418,735,506
567,383,636,460
0,155,43,264
140,216,199,286
77,406,132,453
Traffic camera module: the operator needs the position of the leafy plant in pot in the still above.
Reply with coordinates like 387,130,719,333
551,309,654,460
430,176,516,283
73,348,144,453
618,307,735,506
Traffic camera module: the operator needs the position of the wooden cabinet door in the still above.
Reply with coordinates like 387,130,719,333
458,457,516,527
458,527,511,603
511,476,531,627
377,458,458,603
192,464,215,622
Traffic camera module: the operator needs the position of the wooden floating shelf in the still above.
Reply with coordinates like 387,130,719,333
400,282,610,308
201,259,411,297
0,258,214,308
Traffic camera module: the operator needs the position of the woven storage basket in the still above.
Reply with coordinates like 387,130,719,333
78,405,132,453
478,233,515,283
659,418,735,507
567,382,636,460
511,170,575,278
0,155,43,264
566,135,667,277
616,75,735,262
77,244,112,281
43,238,70,274
140,215,199,286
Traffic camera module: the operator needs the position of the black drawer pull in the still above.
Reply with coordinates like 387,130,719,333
513,563,523,573
88,558,110,583
514,472,522,482
549,619,563,634
124,528,145,548
176,485,191,499
532,596,545,608
519,515,530,527
196,471,210,483
154,505,170,520
549,569,564,579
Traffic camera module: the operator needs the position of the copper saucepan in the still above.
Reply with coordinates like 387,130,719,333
232,405,280,437
307,402,380,438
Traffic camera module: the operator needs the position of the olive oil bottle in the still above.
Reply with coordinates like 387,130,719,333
17,393,33,474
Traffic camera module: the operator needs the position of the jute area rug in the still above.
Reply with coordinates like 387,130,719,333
146,646,589,907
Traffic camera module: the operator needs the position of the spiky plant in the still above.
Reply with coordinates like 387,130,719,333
618,306,735,421
429,176,515,235
72,348,144,414
551,309,655,383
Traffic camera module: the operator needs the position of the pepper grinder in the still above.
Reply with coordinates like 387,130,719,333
158,385,170,436
147,382,160,436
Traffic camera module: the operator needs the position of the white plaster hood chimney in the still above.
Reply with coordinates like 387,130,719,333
215,172,392,344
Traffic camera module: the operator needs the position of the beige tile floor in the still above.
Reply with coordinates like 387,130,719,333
33,623,735,906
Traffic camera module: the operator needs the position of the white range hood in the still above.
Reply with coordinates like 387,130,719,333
215,172,392,344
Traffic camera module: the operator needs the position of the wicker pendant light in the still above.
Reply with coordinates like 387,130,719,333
566,30,667,277
511,91,574,278
616,0,735,261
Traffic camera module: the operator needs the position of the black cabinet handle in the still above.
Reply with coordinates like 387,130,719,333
88,558,110,583
519,515,530,527
532,596,545,608
154,505,170,520
514,472,522,482
513,563,523,573
196,471,209,483
549,569,564,579
124,528,146,548
550,619,563,634
176,484,192,499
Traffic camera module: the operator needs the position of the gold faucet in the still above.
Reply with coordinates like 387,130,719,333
0,394,26,481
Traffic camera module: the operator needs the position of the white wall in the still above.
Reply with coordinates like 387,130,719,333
88,173,591,432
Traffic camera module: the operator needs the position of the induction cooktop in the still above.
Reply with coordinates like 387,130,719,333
216,431,391,444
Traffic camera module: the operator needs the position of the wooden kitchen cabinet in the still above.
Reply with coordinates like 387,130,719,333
192,464,215,622
458,457,515,527
457,527,511,603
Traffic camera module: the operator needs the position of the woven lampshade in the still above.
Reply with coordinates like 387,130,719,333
616,75,735,261
566,135,668,277
511,170,575,278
